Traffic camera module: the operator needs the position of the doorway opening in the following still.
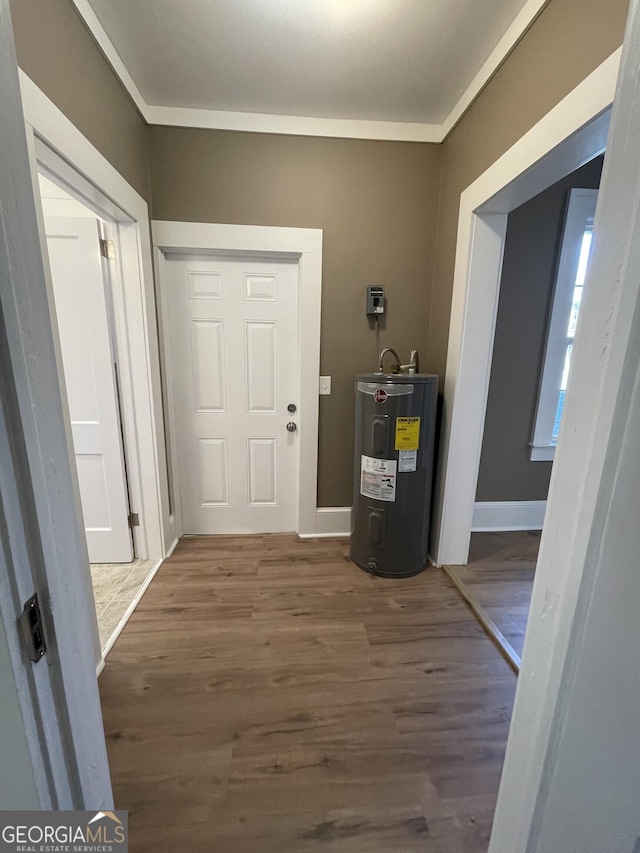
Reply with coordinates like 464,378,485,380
152,220,323,539
21,69,173,574
35,171,160,655
423,47,622,853
445,155,604,671
430,50,620,569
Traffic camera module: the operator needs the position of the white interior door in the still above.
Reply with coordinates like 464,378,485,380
44,216,133,563
164,254,299,534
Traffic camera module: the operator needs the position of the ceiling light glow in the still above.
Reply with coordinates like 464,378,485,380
326,0,382,20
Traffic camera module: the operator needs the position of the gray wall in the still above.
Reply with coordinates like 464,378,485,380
428,0,629,381
9,0,151,201
476,156,603,502
7,0,629,508
148,128,442,507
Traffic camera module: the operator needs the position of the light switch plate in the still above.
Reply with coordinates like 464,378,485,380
319,376,331,395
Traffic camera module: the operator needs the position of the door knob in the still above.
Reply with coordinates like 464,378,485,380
286,422,297,432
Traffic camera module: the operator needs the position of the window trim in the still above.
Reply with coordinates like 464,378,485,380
530,188,599,461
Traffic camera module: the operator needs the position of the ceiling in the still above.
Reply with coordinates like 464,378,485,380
78,0,546,140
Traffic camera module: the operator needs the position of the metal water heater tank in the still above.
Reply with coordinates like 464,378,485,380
350,373,438,577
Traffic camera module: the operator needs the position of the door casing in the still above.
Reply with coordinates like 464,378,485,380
20,70,173,561
153,221,323,538
0,11,112,807
431,49,621,567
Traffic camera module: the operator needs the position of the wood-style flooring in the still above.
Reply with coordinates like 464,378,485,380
446,532,539,661
99,535,516,852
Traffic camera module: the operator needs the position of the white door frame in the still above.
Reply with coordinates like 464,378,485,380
19,71,174,559
431,48,621,566
0,7,111,806
153,221,323,538
492,0,640,844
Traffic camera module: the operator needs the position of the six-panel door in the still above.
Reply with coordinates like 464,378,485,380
164,255,299,534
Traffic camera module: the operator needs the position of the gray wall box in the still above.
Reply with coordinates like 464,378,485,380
351,374,438,577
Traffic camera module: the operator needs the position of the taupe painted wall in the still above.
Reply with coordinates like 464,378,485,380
476,156,603,503
7,0,630,509
148,128,442,506
427,0,629,381
9,0,151,201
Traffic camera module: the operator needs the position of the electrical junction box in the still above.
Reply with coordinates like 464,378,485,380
366,285,385,316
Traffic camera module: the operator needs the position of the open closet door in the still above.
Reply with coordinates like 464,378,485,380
44,216,133,563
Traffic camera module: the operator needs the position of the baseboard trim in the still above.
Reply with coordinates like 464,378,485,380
472,500,547,532
165,536,180,558
298,507,351,539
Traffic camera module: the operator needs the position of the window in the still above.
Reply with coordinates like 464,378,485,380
530,188,598,461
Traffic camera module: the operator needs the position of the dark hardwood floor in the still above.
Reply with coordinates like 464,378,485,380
447,532,539,659
99,535,516,852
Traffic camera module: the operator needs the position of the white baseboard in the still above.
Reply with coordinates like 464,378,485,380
472,500,547,532
298,507,351,539
164,536,179,559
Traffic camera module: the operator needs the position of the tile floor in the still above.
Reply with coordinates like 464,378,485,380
90,559,158,652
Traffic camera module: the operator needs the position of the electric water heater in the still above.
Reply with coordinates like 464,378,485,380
350,373,438,577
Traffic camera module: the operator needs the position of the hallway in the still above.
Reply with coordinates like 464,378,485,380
99,535,516,852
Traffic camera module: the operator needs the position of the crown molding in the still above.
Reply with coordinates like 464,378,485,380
441,0,551,138
71,0,551,143
71,0,147,116
144,103,442,142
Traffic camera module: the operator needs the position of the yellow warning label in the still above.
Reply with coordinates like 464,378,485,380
395,417,420,451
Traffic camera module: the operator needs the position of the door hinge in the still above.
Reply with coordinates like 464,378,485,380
100,238,115,260
19,593,47,663
128,512,140,528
